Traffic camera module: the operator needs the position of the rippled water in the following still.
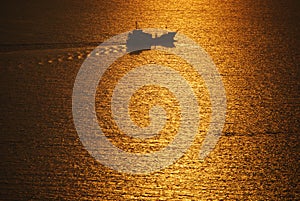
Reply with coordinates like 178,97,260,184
1,0,299,200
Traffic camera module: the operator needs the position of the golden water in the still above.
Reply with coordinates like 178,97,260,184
1,0,299,200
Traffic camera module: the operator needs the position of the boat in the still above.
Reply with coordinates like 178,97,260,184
126,22,177,53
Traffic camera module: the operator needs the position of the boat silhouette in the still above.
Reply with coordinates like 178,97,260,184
126,27,177,54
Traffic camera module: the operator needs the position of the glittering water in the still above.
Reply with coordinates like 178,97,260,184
1,0,299,200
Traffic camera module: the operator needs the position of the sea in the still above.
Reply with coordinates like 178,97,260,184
1,0,299,200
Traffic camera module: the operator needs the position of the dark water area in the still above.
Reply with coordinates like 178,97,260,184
1,0,299,200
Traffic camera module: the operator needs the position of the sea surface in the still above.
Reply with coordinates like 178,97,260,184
1,0,299,200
